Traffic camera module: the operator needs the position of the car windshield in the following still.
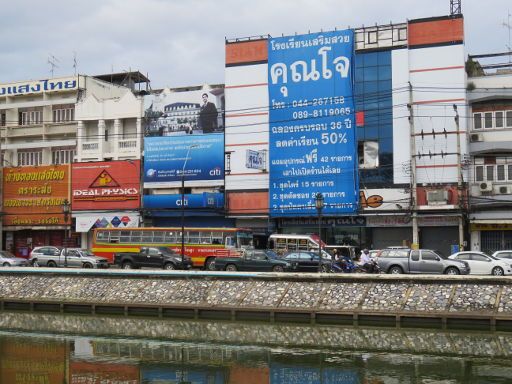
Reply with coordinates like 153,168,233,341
81,250,96,257
434,250,448,259
264,250,278,259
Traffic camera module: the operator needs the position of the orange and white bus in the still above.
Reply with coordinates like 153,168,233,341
91,227,253,269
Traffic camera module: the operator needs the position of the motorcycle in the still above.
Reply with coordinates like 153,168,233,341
330,257,380,274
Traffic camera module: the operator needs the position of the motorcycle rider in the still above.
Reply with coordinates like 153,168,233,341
358,248,376,273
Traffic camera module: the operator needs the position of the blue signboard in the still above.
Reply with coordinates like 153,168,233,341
268,30,358,216
144,134,224,185
143,192,224,209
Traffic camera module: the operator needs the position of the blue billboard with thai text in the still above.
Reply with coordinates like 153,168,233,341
144,134,224,187
268,30,358,216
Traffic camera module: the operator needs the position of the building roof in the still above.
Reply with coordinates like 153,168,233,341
93,71,150,84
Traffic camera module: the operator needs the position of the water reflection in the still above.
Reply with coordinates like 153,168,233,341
0,312,511,383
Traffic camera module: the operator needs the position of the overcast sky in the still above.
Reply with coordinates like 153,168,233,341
2,0,511,88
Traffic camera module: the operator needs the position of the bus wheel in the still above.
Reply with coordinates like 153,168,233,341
205,258,216,271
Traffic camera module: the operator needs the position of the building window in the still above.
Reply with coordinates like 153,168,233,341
507,111,512,127
367,31,378,44
484,112,493,129
19,109,43,126
496,111,504,128
509,164,512,181
398,27,407,41
475,165,484,182
225,152,231,174
0,111,5,127
17,150,42,166
486,165,494,181
358,141,379,169
52,148,75,164
473,113,482,129
474,109,512,130
52,105,74,123
497,164,506,181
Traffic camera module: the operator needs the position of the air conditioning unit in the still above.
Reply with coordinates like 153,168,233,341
479,182,493,192
426,189,448,205
470,133,483,142
497,185,511,194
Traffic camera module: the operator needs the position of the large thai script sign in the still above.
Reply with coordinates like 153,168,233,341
144,134,224,187
3,165,70,226
268,30,358,217
72,160,141,211
0,77,78,96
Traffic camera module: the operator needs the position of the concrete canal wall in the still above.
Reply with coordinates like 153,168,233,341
0,269,512,330
1,311,511,359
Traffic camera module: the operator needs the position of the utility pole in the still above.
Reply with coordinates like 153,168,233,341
454,104,464,250
408,83,419,248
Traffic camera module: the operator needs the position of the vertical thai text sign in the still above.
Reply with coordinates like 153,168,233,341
268,30,358,216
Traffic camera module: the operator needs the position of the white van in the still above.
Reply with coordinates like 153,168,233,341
267,234,324,254
267,234,357,259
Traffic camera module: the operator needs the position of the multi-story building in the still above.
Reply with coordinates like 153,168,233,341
224,12,468,255
142,86,229,229
72,72,148,248
466,53,512,253
0,74,145,255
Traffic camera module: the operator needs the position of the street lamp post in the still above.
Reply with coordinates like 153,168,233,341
62,199,70,268
181,145,197,266
315,193,324,272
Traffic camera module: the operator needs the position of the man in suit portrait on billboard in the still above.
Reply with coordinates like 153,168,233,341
198,93,218,134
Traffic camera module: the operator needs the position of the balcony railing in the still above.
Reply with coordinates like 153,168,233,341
82,142,99,151
118,139,138,150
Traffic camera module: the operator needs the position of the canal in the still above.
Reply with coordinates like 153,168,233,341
0,312,511,383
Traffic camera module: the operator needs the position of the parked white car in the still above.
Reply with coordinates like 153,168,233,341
492,250,512,261
448,251,512,276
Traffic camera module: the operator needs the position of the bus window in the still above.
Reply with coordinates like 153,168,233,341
96,231,108,242
298,239,308,250
200,232,212,244
164,231,176,243
225,236,234,247
142,231,154,243
119,231,131,243
188,231,200,244
153,231,164,243
287,239,298,251
109,231,120,244
212,232,223,245
131,231,142,243
276,238,286,249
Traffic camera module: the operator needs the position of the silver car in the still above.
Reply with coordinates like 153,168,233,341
30,246,109,268
0,251,29,267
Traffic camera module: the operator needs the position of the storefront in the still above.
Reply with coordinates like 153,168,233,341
71,160,141,248
278,216,368,248
367,214,461,256
2,165,75,257
470,214,512,254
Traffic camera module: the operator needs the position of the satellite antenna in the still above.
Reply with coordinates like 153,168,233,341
504,10,512,62
73,51,78,75
48,54,60,77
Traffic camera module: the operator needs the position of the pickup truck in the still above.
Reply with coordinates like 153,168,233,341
114,247,193,270
29,246,109,269
377,248,470,275
215,249,290,272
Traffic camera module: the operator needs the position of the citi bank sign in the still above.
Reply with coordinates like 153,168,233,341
0,78,78,96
